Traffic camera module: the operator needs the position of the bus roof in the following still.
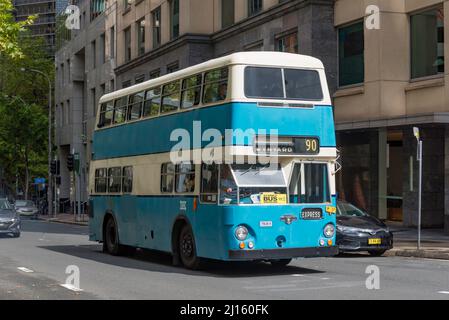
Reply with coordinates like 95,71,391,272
100,52,326,103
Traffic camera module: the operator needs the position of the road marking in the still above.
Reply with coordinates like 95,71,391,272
438,291,449,295
17,267,34,273
60,284,84,292
244,284,297,290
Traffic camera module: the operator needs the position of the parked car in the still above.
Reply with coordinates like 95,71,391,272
336,201,393,256
14,200,39,217
0,198,21,237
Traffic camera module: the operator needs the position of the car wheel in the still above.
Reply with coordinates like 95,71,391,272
270,259,292,267
179,224,202,270
104,217,126,256
368,250,387,257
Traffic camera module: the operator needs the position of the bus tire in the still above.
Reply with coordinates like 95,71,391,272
270,259,292,267
179,224,202,270
103,216,126,256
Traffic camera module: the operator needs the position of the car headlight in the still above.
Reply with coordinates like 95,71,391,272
235,226,248,241
324,224,335,238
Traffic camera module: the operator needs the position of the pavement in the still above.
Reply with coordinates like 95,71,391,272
37,213,88,226
0,218,449,299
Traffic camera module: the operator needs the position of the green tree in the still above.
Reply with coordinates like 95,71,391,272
0,0,35,58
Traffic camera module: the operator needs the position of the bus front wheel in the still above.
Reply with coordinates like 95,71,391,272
179,224,202,270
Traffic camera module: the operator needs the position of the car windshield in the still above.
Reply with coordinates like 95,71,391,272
15,200,34,207
337,202,368,217
0,200,12,211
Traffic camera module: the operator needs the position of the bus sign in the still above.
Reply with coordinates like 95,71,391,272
254,137,320,155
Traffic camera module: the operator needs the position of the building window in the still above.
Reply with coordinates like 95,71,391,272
124,27,131,62
110,26,115,59
152,7,161,48
411,7,444,79
248,0,262,17
122,80,131,88
175,163,195,193
91,88,96,117
338,21,364,87
100,33,106,64
167,62,179,73
276,32,298,53
108,167,122,193
91,0,105,21
135,74,145,84
150,68,161,79
137,18,145,56
161,163,175,193
170,0,180,39
110,79,115,92
222,0,234,29
91,40,96,68
124,0,131,11
122,167,133,193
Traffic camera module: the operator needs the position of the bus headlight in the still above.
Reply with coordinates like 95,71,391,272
323,224,335,238
235,226,248,241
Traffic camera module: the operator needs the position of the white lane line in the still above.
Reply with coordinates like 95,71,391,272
269,283,361,292
60,284,84,292
438,291,449,295
244,284,297,290
17,267,34,273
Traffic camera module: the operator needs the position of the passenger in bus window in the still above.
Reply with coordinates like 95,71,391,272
217,83,227,101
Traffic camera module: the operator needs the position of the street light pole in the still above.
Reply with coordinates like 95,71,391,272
21,68,53,217
413,127,422,250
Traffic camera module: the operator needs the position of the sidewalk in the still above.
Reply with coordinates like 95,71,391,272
385,222,449,260
37,213,89,226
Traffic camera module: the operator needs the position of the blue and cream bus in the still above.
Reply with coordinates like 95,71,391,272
89,52,338,269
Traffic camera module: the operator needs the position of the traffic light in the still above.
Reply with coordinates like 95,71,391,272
50,160,57,174
67,154,74,172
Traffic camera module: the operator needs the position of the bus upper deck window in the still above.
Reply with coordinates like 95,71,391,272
98,101,114,128
203,68,228,104
181,74,202,109
244,67,284,99
161,81,180,114
143,87,161,118
113,96,128,124
128,92,144,121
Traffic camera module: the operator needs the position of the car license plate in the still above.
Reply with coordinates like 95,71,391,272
368,238,382,245
301,208,323,220
260,193,287,204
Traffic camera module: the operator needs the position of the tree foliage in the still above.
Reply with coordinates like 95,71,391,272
0,0,35,59
0,3,53,199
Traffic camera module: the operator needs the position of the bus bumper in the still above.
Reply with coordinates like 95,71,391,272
228,246,339,260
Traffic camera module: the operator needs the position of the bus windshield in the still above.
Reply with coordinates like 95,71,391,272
244,66,323,101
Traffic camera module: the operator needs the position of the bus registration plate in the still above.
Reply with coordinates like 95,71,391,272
260,193,287,204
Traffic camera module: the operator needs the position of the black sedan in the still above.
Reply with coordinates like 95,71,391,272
336,201,393,256
0,198,21,238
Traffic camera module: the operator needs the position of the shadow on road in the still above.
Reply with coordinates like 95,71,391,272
38,244,326,278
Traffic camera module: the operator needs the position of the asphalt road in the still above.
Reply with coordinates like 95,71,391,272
1,219,449,300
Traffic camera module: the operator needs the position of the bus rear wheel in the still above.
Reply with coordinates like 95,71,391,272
270,259,292,267
104,217,126,256
179,224,202,270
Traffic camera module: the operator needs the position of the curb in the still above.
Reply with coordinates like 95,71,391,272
389,249,449,260
37,217,88,227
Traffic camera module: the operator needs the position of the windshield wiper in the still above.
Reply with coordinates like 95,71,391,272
240,165,256,176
